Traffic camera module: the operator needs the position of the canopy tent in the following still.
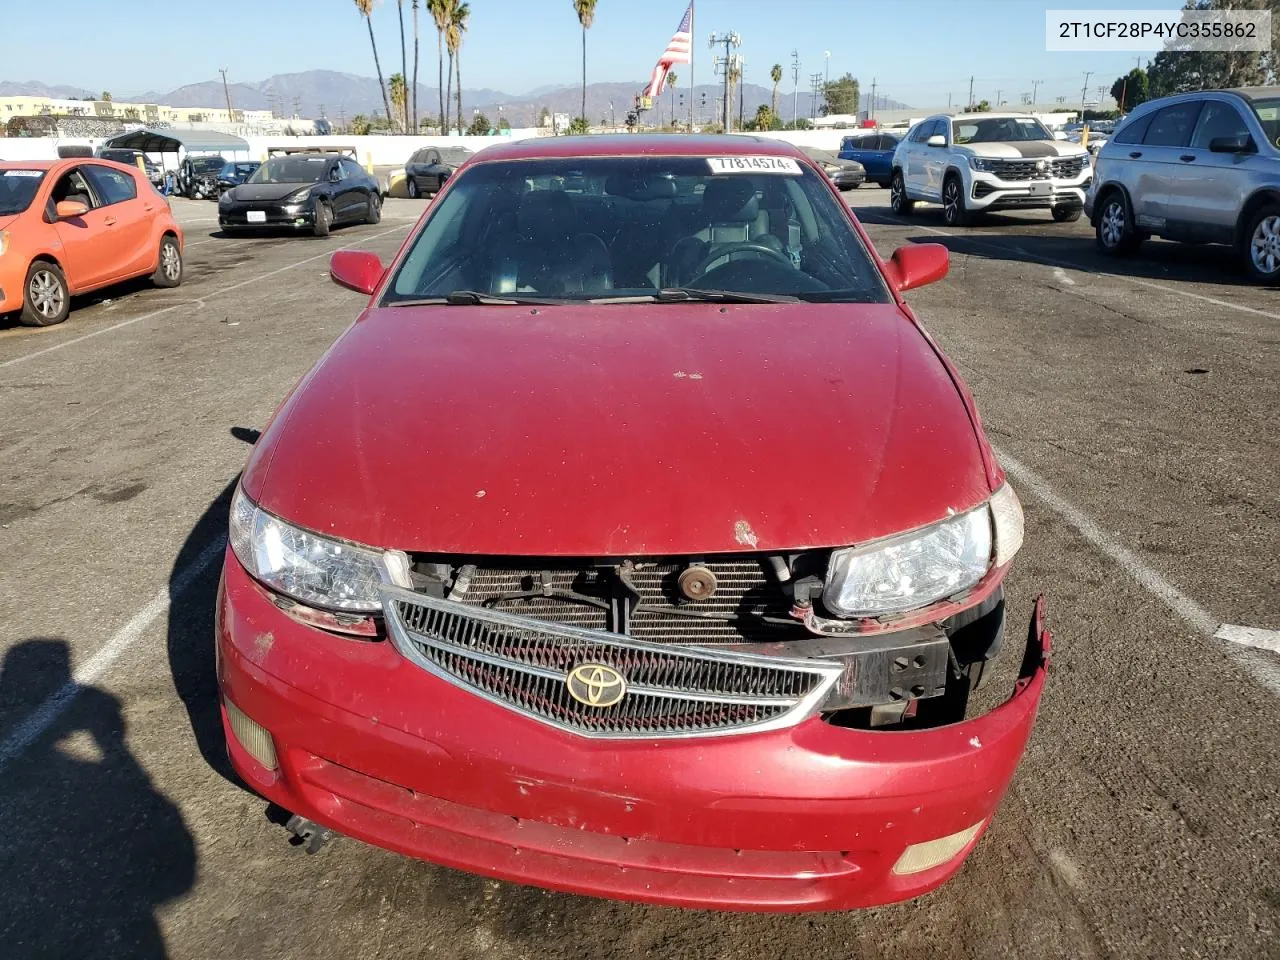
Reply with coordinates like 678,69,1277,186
100,127,250,156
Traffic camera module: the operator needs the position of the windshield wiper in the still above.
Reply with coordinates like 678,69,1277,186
590,288,800,305
385,290,570,307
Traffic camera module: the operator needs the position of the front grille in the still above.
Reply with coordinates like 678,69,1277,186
985,155,1087,181
973,180,996,199
384,587,841,738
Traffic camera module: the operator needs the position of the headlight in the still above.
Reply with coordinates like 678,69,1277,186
0,229,8,256
969,156,995,172
286,187,313,203
229,486,411,612
822,484,1023,618
218,190,234,206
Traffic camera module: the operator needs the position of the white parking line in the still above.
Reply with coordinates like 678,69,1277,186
0,225,409,372
0,536,226,774
1216,624,1280,655
864,213,1280,322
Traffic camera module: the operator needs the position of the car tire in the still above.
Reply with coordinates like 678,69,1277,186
889,170,913,215
313,201,332,238
407,177,419,199
366,193,381,225
1242,202,1280,283
1095,191,1140,256
20,261,70,327
941,175,970,227
1052,204,1083,223
152,235,183,288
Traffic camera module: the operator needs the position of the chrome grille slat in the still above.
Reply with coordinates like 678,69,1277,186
383,586,841,739
985,156,1087,181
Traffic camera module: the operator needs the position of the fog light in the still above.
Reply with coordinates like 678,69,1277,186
891,820,986,875
225,698,278,770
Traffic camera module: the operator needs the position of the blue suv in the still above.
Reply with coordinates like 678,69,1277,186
838,132,902,187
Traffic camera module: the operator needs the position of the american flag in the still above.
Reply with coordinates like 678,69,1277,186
643,2,693,99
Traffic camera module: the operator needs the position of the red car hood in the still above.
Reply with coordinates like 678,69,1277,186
245,303,992,555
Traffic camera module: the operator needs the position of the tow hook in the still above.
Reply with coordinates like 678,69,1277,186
285,814,338,854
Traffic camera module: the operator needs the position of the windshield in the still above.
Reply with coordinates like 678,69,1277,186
190,157,226,174
0,169,46,215
952,117,1054,143
100,150,137,164
438,148,472,164
1248,96,1280,147
221,162,258,178
384,155,890,305
249,156,330,184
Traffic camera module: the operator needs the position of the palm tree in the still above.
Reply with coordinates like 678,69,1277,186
389,73,407,132
727,59,741,132
770,63,782,118
573,0,597,122
411,0,421,131
397,1,409,132
429,0,449,133
355,0,394,127
447,1,470,134
667,72,677,130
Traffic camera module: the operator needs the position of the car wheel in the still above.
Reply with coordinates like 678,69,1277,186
20,261,70,327
313,201,332,238
366,193,381,225
889,170,913,214
407,177,420,199
1052,204,1083,223
1243,203,1280,283
152,235,183,288
941,175,970,227
1095,192,1140,256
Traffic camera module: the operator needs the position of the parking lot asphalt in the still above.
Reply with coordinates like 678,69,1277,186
0,192,1277,960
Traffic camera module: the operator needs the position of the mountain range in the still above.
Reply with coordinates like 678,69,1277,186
0,72,910,128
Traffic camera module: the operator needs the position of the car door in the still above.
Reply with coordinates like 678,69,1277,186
325,160,353,221
342,159,372,216
425,149,444,191
1167,97,1255,242
1127,99,1204,233
870,135,899,181
921,120,950,199
81,163,155,278
903,121,935,194
48,166,118,290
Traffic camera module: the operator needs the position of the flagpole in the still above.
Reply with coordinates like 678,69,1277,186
688,0,695,131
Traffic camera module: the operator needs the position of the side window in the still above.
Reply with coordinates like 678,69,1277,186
428,150,441,164
1143,102,1204,147
1113,112,1153,144
840,137,855,151
84,165,138,206
331,162,346,181
341,159,364,179
1190,101,1251,148
49,168,98,209
909,122,931,143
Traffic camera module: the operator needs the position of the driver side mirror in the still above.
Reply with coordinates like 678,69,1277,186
884,243,949,293
1209,134,1253,153
55,200,89,219
330,250,385,296
926,134,947,148
329,169,341,182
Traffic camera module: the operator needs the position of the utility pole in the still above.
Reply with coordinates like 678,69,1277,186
709,31,741,131
791,49,801,127
810,72,823,120
292,95,302,118
995,89,1002,107
1080,71,1092,114
219,67,234,120
338,108,346,132
737,56,746,129
870,77,877,121
824,50,831,87
1031,79,1043,104
967,75,974,110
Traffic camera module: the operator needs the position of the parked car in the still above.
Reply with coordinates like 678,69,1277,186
1086,87,1280,282
403,145,473,197
838,131,902,186
799,147,867,190
0,160,183,326
95,147,164,189
214,160,261,198
217,134,1048,912
890,113,1092,225
178,155,228,199
218,153,381,237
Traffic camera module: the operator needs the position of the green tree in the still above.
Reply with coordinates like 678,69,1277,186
573,0,598,123
467,111,491,135
389,73,407,131
101,91,112,102
1110,67,1149,113
350,113,372,135
746,104,777,131
821,73,859,116
538,106,551,127
355,0,394,126
447,0,470,134
567,116,591,135
1147,0,1268,97
498,115,511,131
397,0,409,132
667,71,677,130
429,0,450,132
974,99,991,112
770,63,782,118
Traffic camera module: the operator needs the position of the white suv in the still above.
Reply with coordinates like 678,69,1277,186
890,113,1093,226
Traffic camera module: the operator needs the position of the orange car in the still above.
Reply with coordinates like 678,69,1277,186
0,158,184,326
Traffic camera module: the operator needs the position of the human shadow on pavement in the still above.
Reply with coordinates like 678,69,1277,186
0,639,196,960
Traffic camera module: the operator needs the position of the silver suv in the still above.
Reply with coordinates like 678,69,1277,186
1086,87,1280,281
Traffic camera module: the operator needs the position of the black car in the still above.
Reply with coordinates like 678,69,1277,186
96,148,164,188
214,161,261,199
403,146,472,198
179,155,228,199
799,148,867,191
218,153,381,237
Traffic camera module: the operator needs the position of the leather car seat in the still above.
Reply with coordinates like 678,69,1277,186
491,190,612,295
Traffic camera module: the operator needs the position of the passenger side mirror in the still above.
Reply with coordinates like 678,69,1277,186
1209,134,1252,153
55,200,89,219
329,250,385,296
884,243,949,293
926,135,947,148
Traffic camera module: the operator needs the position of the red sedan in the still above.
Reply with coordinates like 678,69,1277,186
218,135,1049,911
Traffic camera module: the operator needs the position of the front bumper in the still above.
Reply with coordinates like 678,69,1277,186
217,553,1049,912
967,169,1092,212
219,200,314,229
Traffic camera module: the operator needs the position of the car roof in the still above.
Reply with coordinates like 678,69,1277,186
0,160,62,171
466,133,808,163
1227,86,1280,100
947,113,1041,122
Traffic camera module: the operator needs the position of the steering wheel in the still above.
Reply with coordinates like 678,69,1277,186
691,243,795,280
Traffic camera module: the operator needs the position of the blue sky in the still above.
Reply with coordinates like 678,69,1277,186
7,0,1179,107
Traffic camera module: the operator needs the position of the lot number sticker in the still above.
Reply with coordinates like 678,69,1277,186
706,156,802,175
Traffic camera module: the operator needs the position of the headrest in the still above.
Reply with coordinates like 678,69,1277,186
605,174,678,200
516,190,577,243
702,177,759,223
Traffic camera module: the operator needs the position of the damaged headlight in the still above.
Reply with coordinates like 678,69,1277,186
229,485,411,612
823,484,1023,618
